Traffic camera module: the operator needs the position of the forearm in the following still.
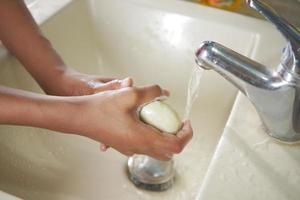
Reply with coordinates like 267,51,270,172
0,85,74,132
0,0,72,93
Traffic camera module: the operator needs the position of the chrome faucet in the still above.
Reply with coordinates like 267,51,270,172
195,0,300,142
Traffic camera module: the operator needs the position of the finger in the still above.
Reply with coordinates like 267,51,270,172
175,120,193,148
154,89,170,101
93,79,123,92
134,124,174,160
136,84,164,105
121,77,133,88
96,77,116,83
153,120,193,155
150,148,174,161
162,89,170,97
136,142,173,161
93,77,134,93
147,152,173,161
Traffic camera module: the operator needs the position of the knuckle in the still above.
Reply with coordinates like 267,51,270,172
123,87,139,104
151,84,162,93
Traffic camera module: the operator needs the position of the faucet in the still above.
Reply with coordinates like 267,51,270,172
195,0,300,142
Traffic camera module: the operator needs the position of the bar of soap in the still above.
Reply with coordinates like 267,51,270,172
139,101,181,134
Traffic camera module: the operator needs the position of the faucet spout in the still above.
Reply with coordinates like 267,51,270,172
195,41,300,142
195,41,285,94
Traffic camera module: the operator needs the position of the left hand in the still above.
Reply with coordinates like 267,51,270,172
43,69,133,151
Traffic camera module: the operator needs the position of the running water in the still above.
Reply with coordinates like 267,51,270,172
183,65,204,120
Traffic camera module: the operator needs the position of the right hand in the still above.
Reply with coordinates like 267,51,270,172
62,84,193,160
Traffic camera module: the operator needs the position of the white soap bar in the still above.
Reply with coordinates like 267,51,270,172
139,101,181,134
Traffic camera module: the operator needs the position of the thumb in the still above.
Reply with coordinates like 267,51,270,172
176,120,193,147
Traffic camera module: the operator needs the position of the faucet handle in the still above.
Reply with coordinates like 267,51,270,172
247,0,300,62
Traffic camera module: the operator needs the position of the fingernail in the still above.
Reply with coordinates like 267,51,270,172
100,145,107,151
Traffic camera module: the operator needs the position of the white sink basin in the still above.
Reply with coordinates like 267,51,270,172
0,0,284,199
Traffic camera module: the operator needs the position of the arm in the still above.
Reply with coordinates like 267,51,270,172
0,0,115,96
0,84,193,160
0,0,68,95
0,85,73,131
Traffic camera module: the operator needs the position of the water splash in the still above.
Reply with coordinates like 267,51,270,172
183,65,204,120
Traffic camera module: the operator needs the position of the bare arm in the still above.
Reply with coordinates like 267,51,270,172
0,85,70,130
0,0,121,97
0,84,193,160
0,0,69,94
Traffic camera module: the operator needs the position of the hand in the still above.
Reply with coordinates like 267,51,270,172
62,85,193,160
42,69,134,151
44,69,133,96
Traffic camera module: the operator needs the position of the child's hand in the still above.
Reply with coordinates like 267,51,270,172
46,70,138,151
57,85,192,160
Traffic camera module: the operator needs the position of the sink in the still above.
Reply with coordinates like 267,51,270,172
0,0,284,199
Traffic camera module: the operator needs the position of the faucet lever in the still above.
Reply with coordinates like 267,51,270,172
247,0,300,62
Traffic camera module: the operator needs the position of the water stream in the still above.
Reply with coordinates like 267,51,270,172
183,65,204,120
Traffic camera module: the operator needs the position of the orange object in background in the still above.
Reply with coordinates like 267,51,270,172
199,0,241,11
